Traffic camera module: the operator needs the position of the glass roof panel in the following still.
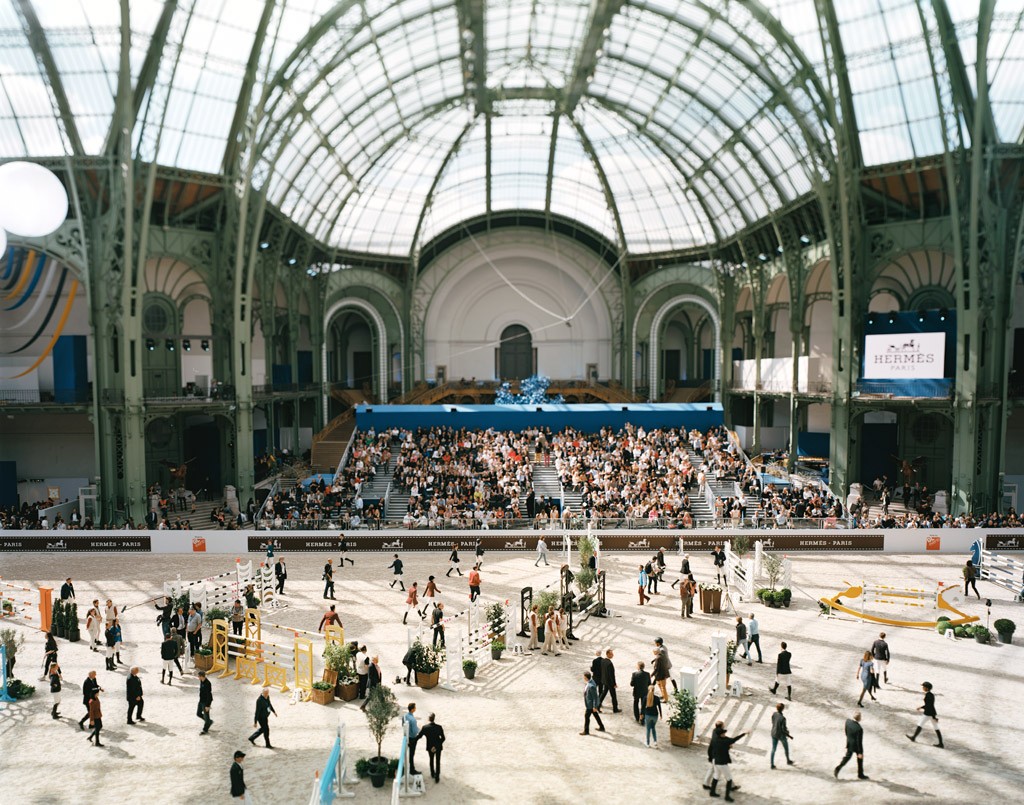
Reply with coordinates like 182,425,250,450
548,121,618,241
417,112,488,246
987,3,1024,142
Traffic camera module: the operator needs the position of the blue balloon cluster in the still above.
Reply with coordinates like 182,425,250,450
495,374,564,405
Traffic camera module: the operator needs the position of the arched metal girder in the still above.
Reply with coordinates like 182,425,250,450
13,0,84,156
563,0,626,115
409,118,476,261
565,115,628,253
814,0,862,170
222,0,278,174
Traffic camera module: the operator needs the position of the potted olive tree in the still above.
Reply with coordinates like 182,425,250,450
668,688,697,747
1,627,24,679
994,619,1016,645
364,684,399,788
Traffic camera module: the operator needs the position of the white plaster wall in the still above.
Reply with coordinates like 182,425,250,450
181,298,213,388
773,308,791,357
807,403,831,432
420,234,615,381
345,321,372,386
0,413,95,480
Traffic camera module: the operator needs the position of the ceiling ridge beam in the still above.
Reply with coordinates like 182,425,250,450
456,0,489,113
563,0,624,116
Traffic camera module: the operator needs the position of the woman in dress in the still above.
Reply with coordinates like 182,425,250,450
856,650,877,706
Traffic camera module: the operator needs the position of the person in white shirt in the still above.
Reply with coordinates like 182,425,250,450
535,537,549,567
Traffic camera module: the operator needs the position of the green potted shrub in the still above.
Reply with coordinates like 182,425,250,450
772,590,787,608
953,625,968,638
364,684,399,788
411,640,442,689
725,640,736,684
324,642,359,700
667,688,697,746
994,619,1016,645
491,637,505,660
935,621,953,636
193,642,214,672
387,758,400,779
462,658,478,680
51,601,64,639
755,588,770,606
780,588,792,608
66,603,80,642
971,625,991,644
311,680,335,705
204,606,231,625
5,678,35,700
354,758,371,778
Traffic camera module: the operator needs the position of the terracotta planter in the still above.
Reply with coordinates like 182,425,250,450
337,681,359,701
193,653,214,672
311,687,335,705
669,725,695,747
416,669,440,689
699,589,722,614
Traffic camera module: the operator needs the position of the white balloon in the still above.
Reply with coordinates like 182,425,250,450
0,161,69,238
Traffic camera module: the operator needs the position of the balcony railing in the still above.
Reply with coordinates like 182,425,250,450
0,388,92,404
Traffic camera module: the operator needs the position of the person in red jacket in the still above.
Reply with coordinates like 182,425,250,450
468,565,481,602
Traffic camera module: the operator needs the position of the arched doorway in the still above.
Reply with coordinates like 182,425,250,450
499,324,533,379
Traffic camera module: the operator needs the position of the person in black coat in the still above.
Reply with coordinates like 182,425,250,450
155,597,173,637
599,648,619,712
419,713,446,782
160,632,178,684
712,545,727,584
630,660,651,723
42,631,58,678
230,751,247,799
197,670,213,734
323,559,335,599
907,681,944,747
60,578,75,600
126,667,145,724
671,554,692,588
274,558,287,594
590,651,605,707
768,642,793,701
78,671,102,729
360,656,383,711
708,723,746,800
248,688,277,747
834,711,867,780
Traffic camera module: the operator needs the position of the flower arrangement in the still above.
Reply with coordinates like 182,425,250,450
698,582,723,592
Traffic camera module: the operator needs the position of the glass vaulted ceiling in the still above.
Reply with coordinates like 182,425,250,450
0,1,1021,258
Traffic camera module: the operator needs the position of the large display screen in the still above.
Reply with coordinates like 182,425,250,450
862,331,946,379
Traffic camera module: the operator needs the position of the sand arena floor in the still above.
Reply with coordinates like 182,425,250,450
0,549,1021,805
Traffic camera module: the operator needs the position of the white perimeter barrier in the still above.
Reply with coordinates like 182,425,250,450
308,719,357,803
972,538,1024,601
679,633,728,734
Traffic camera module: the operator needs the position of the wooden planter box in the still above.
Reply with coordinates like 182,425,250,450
311,687,335,705
669,725,695,747
194,653,214,672
699,589,722,614
337,681,359,701
416,669,440,689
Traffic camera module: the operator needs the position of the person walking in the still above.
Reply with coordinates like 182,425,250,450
656,547,667,582
735,617,751,665
770,702,795,769
42,631,58,680
747,614,762,662
431,604,446,648
420,576,440,617
339,534,354,566
600,648,619,712
555,607,570,647
86,690,104,747
126,667,145,724
527,604,540,651
197,670,213,734
834,711,868,780
446,543,462,577
79,670,102,730
354,644,369,697
323,559,336,599
642,686,662,749
541,609,560,655
637,564,650,606
230,751,250,803
672,554,693,589
401,644,416,685
248,688,277,748
579,671,605,735
60,578,75,600
420,713,446,782
161,631,178,684
535,537,549,566
468,564,481,602
856,650,877,707
679,575,695,618
319,604,342,632
630,661,651,723
474,539,485,568
103,621,118,671
274,557,287,594
86,600,102,651
963,560,980,599
403,582,420,625
712,545,727,585
403,703,421,775
48,662,62,720
652,642,672,701
906,681,944,747
645,557,659,595
708,722,746,800
111,617,125,666
768,642,793,701
388,554,406,591
871,632,890,685
702,723,723,793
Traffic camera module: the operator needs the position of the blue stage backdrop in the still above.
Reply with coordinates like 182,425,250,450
355,402,724,434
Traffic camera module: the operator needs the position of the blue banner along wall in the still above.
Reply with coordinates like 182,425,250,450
355,402,724,435
860,309,955,397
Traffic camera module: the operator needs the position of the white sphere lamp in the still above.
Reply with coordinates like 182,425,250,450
0,161,69,238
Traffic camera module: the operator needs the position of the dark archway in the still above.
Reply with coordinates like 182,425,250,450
499,324,533,379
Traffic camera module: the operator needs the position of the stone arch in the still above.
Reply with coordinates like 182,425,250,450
636,294,722,402
323,298,389,401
